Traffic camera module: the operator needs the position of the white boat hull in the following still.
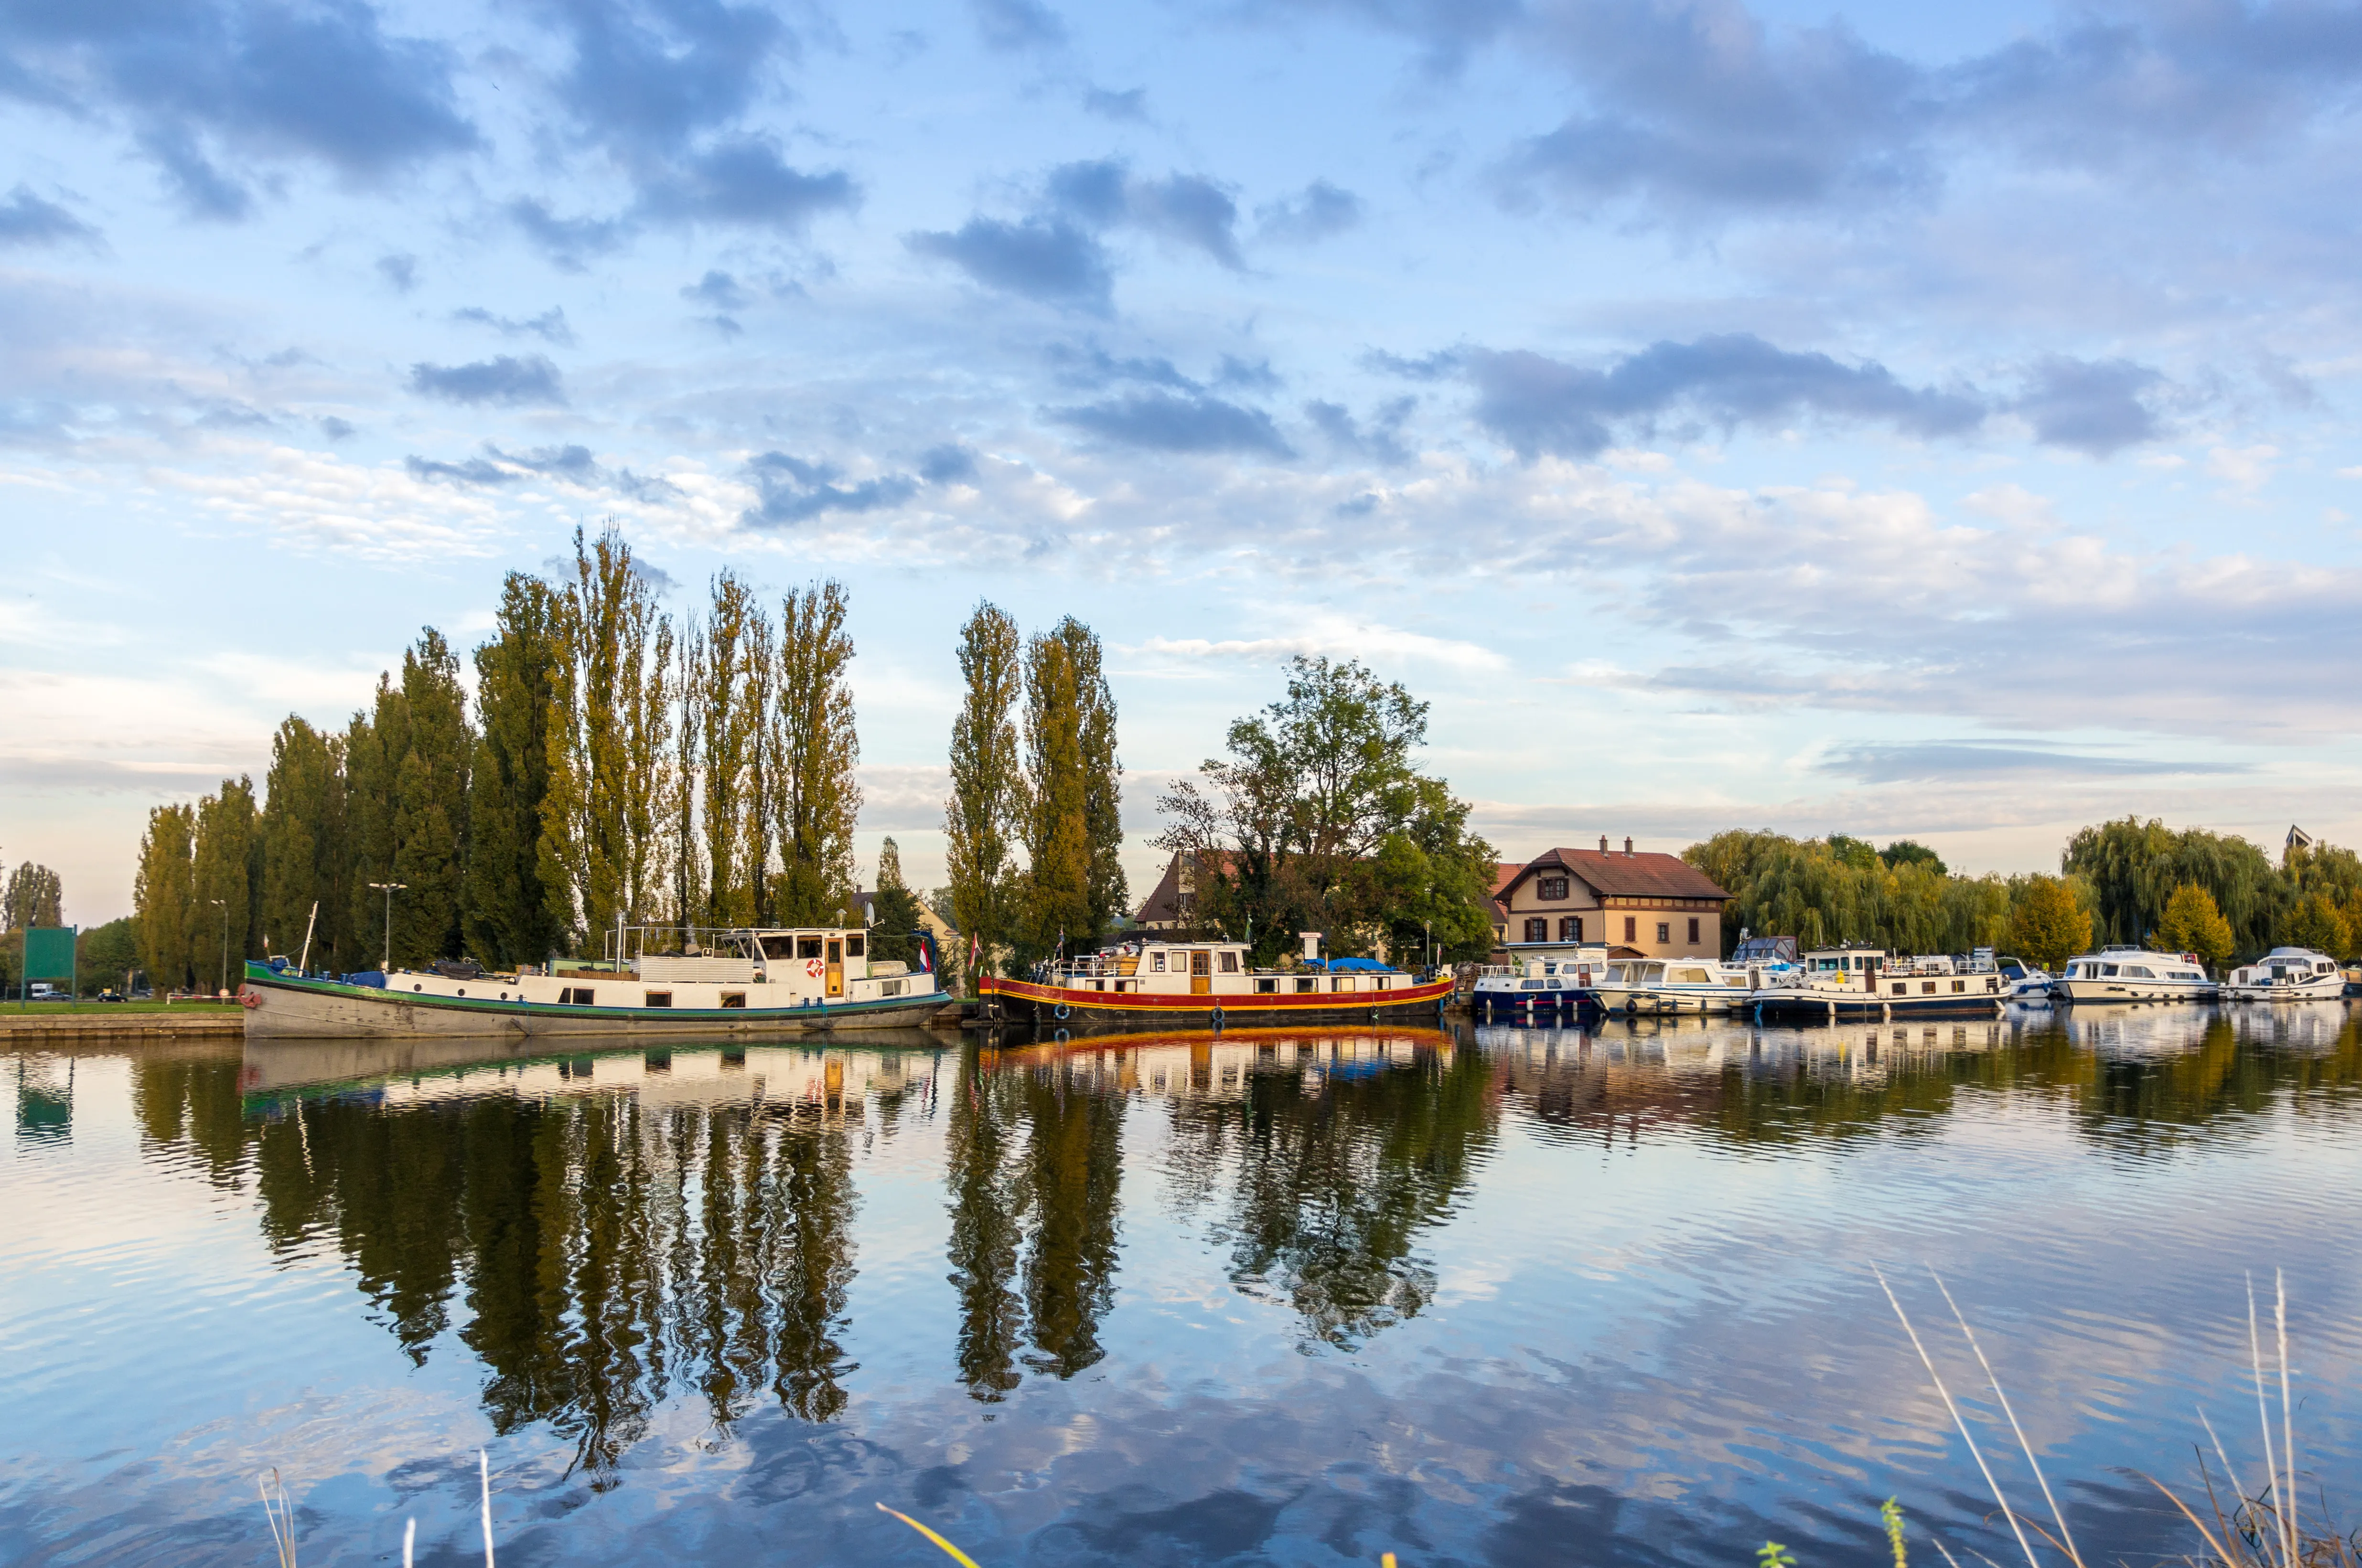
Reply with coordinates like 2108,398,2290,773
2053,978,2217,1005
240,970,944,1039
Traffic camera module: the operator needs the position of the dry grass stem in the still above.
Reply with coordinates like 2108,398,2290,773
258,1468,298,1568
1929,1270,2085,1568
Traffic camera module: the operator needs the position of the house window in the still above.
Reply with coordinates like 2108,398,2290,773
1656,922,1670,943
1524,918,1547,942
1559,917,1581,942
1537,876,1569,901
1623,917,1636,943
1220,951,1240,973
1687,917,1700,944
645,990,673,1008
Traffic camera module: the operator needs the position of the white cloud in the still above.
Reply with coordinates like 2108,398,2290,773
146,442,511,560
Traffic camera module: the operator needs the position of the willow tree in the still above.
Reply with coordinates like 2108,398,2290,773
259,716,348,970
465,575,565,968
134,803,196,991
771,580,860,925
541,527,676,956
191,776,260,989
945,602,1024,978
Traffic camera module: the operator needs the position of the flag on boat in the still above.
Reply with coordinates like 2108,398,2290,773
918,938,933,972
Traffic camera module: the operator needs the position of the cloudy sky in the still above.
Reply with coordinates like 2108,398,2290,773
5,0,2360,922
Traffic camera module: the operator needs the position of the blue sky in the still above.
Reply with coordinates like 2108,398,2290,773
5,0,2361,922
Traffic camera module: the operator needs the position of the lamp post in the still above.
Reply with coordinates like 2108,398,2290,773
209,898,228,998
368,882,406,973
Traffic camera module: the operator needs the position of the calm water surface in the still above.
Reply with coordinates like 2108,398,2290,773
5,1008,2360,1568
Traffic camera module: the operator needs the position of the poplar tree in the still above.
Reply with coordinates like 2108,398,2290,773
1061,618,1126,941
541,526,675,956
670,627,701,927
191,777,259,989
259,715,348,970
741,609,776,921
1,862,64,929
1021,627,1090,961
771,579,861,925
945,602,1023,978
465,576,563,968
388,629,473,963
134,802,196,992
698,570,762,925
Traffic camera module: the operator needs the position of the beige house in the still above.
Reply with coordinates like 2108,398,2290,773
1497,839,1732,958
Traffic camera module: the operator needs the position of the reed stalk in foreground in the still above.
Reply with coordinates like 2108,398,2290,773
1875,1263,2355,1568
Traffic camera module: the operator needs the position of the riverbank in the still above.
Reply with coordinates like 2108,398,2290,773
0,1004,244,1038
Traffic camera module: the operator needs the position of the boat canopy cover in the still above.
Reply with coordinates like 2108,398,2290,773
1305,956,1392,972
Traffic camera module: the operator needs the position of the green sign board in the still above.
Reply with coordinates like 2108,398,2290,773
24,927,76,981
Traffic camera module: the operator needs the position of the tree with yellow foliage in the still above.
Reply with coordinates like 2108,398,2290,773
2006,875,2091,971
2155,883,2234,971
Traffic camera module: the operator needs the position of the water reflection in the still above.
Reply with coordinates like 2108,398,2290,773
23,1004,2356,1566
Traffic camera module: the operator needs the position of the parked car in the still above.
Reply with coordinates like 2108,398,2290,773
97,990,127,1003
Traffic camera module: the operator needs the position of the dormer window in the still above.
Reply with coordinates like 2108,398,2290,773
1537,876,1569,901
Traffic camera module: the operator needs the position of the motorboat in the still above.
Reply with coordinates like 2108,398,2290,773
2221,947,2346,1002
1591,955,1753,1015
1473,943,1610,1020
1997,954,2054,1004
1750,947,2009,1020
2052,946,2217,1004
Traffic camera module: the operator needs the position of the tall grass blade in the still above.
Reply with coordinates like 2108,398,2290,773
1929,1270,2086,1568
2248,1275,2287,1568
1874,1263,2044,1568
258,1468,298,1568
877,1502,985,1568
2276,1271,2297,1568
403,1518,416,1568
480,1449,495,1568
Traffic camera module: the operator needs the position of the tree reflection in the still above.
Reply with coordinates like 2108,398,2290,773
945,1046,1128,1398
1166,1039,1497,1351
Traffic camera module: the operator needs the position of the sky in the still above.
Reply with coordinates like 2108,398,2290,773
4,0,2361,926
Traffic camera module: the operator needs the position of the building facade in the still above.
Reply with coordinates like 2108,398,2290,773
1496,840,1732,958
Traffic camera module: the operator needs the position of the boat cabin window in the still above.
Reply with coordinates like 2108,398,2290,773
761,936,797,959
1152,952,1167,972
1670,967,1710,985
1256,977,1277,993
1220,951,1240,973
1296,976,1315,992
846,934,864,957
2101,964,2119,976
645,990,672,1007
797,937,823,960
720,991,746,1008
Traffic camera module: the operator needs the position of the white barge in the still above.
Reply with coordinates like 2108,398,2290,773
238,926,943,1039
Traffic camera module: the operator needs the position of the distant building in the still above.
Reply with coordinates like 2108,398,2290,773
1133,849,1235,935
1495,839,1732,959
851,886,957,949
1486,861,1521,952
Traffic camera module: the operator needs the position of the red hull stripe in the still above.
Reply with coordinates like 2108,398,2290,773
979,976,1452,1014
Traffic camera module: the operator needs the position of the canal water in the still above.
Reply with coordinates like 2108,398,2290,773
4,1008,2358,1568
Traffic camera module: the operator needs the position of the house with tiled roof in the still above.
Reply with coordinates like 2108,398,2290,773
1133,849,1236,934
1496,839,1733,959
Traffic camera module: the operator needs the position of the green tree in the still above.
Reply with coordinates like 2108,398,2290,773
869,837,924,968
542,527,675,955
945,603,1025,981
134,802,197,992
391,630,472,962
465,575,564,968
2006,874,2091,971
2156,882,2235,970
696,570,765,926
1156,656,1490,963
1020,623,1092,962
2,861,63,928
1880,840,1947,875
770,580,860,925
2285,891,2351,958
2064,818,2280,959
190,776,260,991
258,715,349,971
77,917,140,995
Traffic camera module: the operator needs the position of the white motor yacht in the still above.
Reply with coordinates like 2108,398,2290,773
1591,956,1752,1015
1473,943,1610,1020
1751,948,2010,1019
2221,947,2346,1002
2053,947,2216,1004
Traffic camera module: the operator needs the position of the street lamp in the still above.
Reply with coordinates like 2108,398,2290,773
208,898,228,998
368,882,406,973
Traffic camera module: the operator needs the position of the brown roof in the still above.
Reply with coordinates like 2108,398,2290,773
1515,847,1731,902
1489,861,1521,897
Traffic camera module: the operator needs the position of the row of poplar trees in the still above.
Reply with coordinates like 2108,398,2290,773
943,602,1127,975
133,529,866,987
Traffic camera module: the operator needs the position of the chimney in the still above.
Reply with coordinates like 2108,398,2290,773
1299,930,1322,962
1624,836,1634,856
1599,834,1608,853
